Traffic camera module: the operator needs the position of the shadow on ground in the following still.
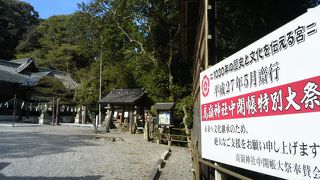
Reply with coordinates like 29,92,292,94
0,162,102,179
0,175,103,180
0,131,97,159
0,162,10,171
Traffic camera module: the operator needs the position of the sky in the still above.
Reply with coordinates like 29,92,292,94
22,0,89,19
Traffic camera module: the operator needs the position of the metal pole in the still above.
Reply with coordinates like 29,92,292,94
98,49,102,126
12,94,16,127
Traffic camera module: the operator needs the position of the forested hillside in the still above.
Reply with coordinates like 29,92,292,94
0,0,39,59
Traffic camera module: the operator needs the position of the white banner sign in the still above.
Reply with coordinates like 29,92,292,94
200,6,320,179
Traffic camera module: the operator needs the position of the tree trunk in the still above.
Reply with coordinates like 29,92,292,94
168,44,174,99
182,106,190,135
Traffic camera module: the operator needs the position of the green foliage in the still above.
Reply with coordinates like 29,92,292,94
0,0,39,59
14,0,192,114
75,78,99,111
15,25,41,53
16,15,92,77
126,56,169,102
216,0,317,60
74,59,136,110
74,0,191,107
33,76,70,98
175,95,193,128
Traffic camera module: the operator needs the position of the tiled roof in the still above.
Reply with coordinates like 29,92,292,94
0,60,28,84
154,102,175,110
22,72,51,86
100,88,147,105
10,58,30,64
16,58,38,73
0,58,78,89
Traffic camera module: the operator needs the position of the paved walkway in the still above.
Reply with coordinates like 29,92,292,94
0,124,192,179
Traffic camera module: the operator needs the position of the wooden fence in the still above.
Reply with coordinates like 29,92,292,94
158,128,191,147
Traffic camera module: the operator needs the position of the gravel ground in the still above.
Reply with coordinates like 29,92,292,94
0,124,192,180
160,146,193,180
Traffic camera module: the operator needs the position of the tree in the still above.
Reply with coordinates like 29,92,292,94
14,0,193,129
78,0,191,102
16,15,91,78
216,0,317,60
0,0,39,59
32,76,71,101
75,59,136,111
15,25,41,53
176,95,193,134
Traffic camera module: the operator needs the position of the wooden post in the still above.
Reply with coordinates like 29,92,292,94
82,106,87,124
12,94,16,127
152,116,155,139
141,108,145,129
147,113,151,140
215,162,223,180
55,98,60,125
132,107,137,134
52,97,55,125
119,108,123,124
129,106,134,133
157,127,160,144
195,153,201,180
144,112,150,141
168,128,172,146
19,103,22,121
26,102,29,121
144,121,149,141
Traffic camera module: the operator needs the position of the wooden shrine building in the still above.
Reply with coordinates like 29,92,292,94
0,58,78,123
99,88,152,133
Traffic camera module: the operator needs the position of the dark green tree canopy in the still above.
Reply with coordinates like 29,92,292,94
0,0,39,59
216,0,317,60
